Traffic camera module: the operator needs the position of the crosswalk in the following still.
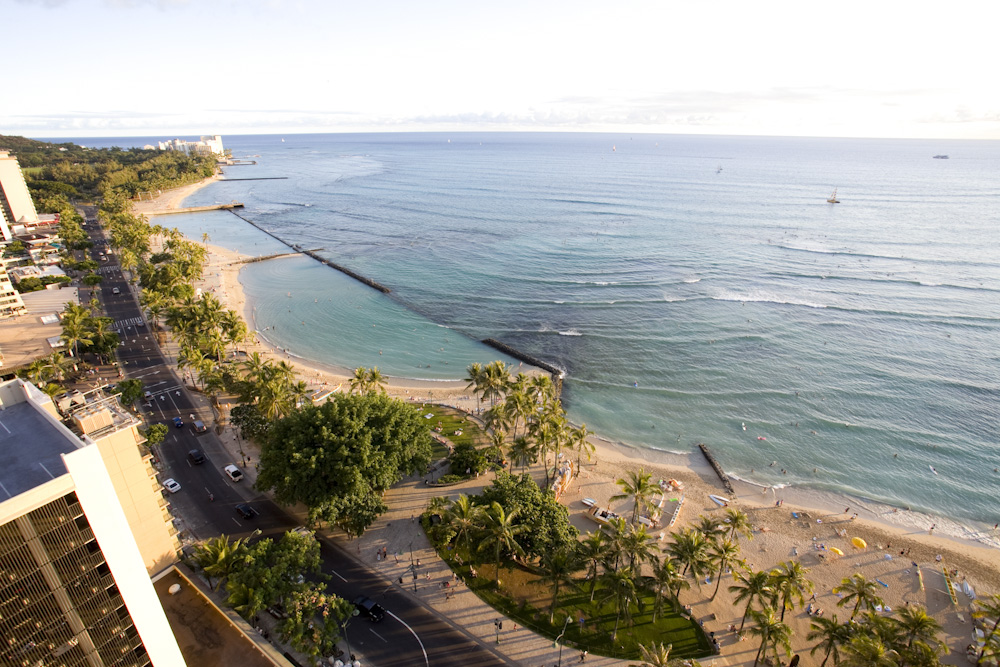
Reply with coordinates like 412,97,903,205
112,316,147,333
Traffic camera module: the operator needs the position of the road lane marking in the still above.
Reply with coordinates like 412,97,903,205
369,628,388,643
330,569,348,582
386,611,428,666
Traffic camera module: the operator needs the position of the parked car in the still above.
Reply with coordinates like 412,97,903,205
353,596,385,622
223,464,243,482
193,420,207,433
235,503,258,520
112,287,120,295
172,416,184,428
162,478,181,494
187,449,206,465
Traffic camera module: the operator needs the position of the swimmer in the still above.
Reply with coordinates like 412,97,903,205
757,436,767,441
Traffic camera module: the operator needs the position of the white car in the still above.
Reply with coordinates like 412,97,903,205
223,464,244,482
162,478,182,494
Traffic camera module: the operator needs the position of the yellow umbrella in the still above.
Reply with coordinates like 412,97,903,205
851,537,867,549
829,547,844,556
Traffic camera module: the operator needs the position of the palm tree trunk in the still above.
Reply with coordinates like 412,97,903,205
780,592,788,621
739,601,753,632
820,647,832,667
711,564,725,600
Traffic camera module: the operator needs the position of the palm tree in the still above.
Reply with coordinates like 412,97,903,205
649,556,686,621
507,436,535,474
837,634,899,667
667,527,710,582
896,604,942,650
366,366,386,393
610,468,657,526
349,366,369,394
603,517,631,573
834,573,884,621
708,538,742,600
807,614,850,667
770,560,813,621
193,534,250,590
748,608,792,667
622,524,657,571
973,594,1000,665
576,531,608,602
477,501,525,588
444,494,484,556
599,567,641,643
724,507,754,542
729,568,774,633
538,547,581,623
60,303,93,359
858,610,904,648
630,642,673,667
695,515,727,540
464,362,485,412
568,423,594,471
21,359,49,385
482,360,511,407
44,352,72,383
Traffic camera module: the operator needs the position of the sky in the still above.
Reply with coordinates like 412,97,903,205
4,0,1000,139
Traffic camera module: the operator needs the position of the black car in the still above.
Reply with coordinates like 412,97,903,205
353,596,385,622
188,449,206,465
235,503,259,520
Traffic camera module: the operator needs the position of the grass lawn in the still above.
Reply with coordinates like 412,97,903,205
438,548,711,660
418,404,490,449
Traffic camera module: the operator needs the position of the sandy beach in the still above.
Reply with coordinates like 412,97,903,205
142,179,999,666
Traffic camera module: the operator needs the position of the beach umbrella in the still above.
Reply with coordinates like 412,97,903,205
829,547,844,556
851,537,867,549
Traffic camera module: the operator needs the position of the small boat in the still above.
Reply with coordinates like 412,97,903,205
709,495,730,506
932,154,949,159
929,465,938,475
581,497,597,508
586,505,622,527
716,165,723,173
757,436,767,441
964,581,977,600
827,189,840,204
741,422,746,431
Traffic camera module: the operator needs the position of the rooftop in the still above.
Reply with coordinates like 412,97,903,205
0,399,80,499
154,567,285,667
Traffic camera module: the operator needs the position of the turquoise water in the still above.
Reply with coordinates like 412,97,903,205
149,132,998,529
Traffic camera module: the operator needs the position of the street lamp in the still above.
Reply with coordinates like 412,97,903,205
555,615,571,667
494,618,503,644
340,608,360,665
408,541,418,592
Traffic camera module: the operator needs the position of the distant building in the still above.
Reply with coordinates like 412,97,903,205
0,264,26,318
0,379,187,666
157,135,225,156
0,149,41,242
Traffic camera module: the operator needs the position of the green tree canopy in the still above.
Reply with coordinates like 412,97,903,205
476,471,579,559
115,378,144,405
256,392,433,536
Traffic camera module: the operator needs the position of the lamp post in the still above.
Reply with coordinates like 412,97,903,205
408,541,417,592
340,608,360,665
555,615,571,667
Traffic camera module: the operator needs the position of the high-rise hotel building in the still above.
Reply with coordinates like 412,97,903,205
0,150,40,242
0,379,186,666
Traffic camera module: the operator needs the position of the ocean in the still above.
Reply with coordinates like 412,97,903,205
78,132,1000,537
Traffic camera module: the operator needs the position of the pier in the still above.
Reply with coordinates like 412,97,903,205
218,177,289,181
152,202,243,215
698,443,735,496
227,210,391,293
481,339,564,378
236,251,303,264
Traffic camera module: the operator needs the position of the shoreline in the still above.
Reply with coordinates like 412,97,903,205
140,175,1000,664
149,177,1000,555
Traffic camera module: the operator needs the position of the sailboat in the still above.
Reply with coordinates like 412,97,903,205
716,165,723,173
827,188,840,204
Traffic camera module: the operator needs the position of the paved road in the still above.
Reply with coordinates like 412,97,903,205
82,210,505,667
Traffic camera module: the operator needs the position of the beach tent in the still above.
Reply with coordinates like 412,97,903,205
851,537,867,549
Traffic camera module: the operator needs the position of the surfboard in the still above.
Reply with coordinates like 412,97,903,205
709,495,730,506
964,580,977,600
